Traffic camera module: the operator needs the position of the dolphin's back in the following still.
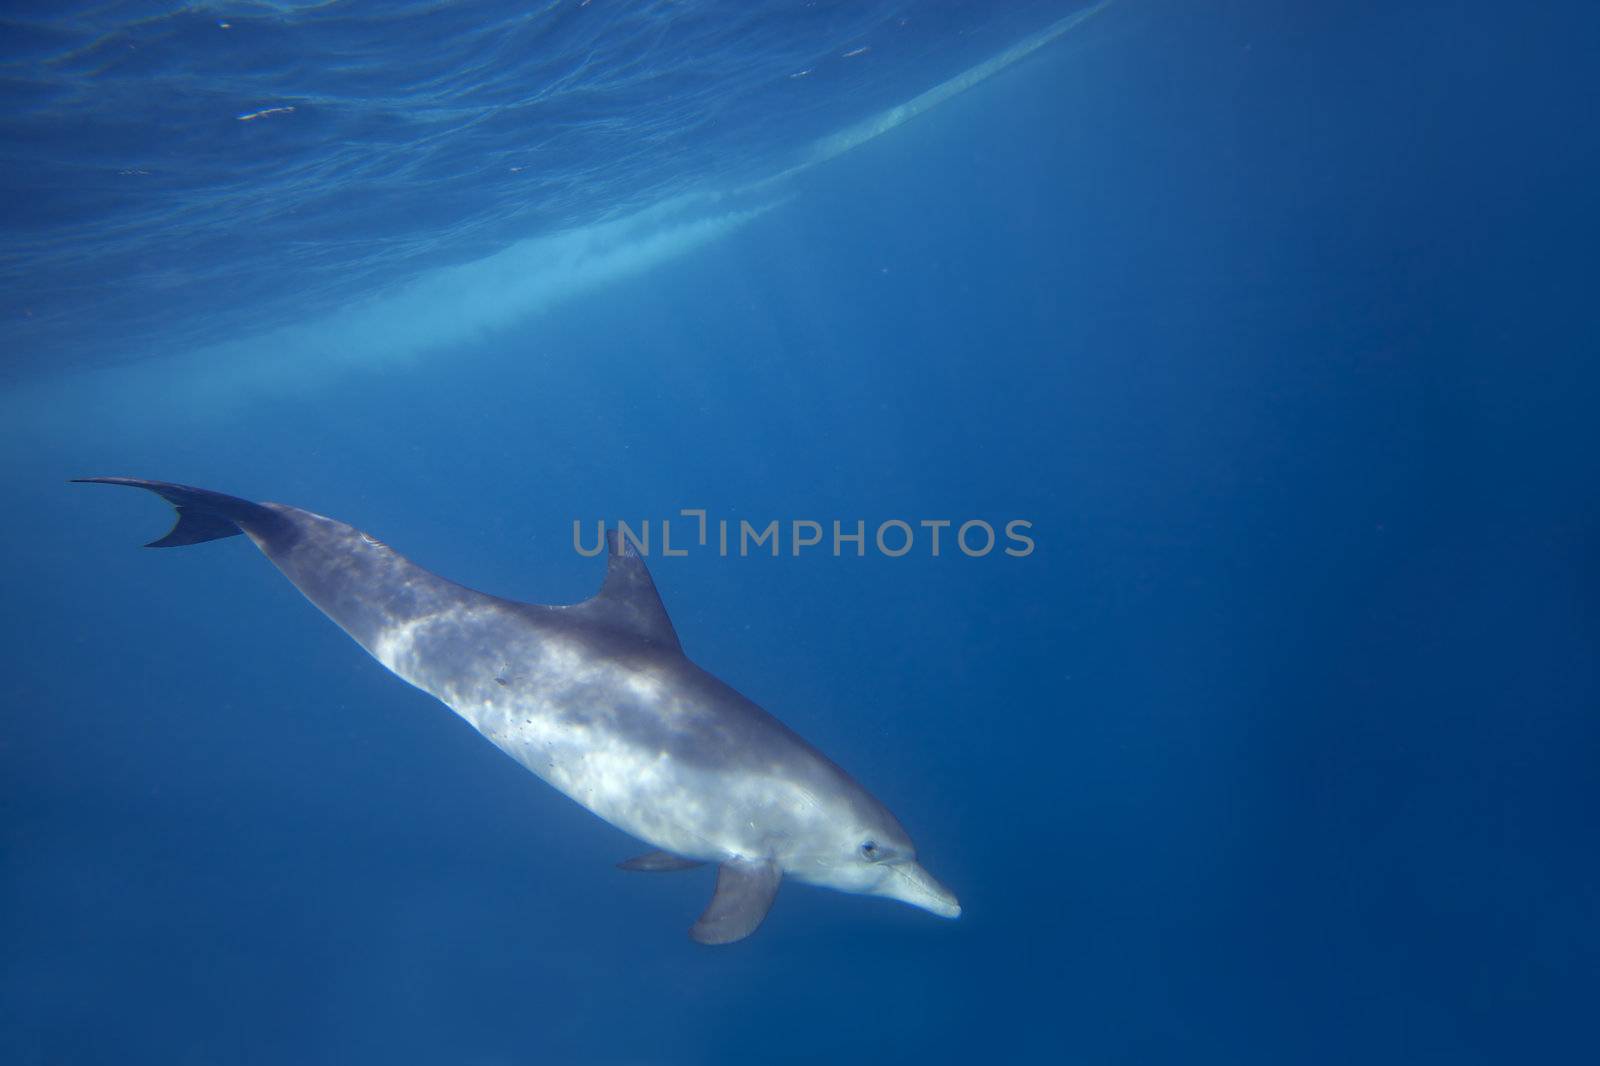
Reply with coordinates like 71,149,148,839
250,500,513,656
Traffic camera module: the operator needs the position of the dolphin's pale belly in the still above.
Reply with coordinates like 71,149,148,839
368,603,813,862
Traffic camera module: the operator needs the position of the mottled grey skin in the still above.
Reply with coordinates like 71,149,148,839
76,478,959,943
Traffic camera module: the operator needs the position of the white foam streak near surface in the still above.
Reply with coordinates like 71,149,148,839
815,2,1110,159
0,198,768,432
196,196,767,386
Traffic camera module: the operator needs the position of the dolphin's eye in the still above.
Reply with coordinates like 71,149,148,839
859,840,881,861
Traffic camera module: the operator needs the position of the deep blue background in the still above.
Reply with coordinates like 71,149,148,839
4,1,1598,1063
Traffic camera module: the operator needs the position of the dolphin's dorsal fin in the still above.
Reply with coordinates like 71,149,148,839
572,528,682,652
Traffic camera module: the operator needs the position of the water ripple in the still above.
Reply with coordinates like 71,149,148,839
1,0,1093,376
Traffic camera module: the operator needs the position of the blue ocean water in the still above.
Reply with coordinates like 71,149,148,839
3,1,1598,1063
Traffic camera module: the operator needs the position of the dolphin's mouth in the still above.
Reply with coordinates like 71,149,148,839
876,861,962,919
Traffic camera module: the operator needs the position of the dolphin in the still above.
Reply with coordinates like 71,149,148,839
75,478,960,943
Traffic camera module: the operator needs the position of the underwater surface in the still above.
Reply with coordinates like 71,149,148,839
2,0,1597,1062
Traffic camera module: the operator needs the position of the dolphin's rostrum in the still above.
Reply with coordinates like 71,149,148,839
76,478,960,944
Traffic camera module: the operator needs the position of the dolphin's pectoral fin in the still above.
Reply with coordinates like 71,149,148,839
690,858,781,945
618,850,705,872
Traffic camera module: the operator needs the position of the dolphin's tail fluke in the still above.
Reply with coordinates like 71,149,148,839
72,477,286,548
